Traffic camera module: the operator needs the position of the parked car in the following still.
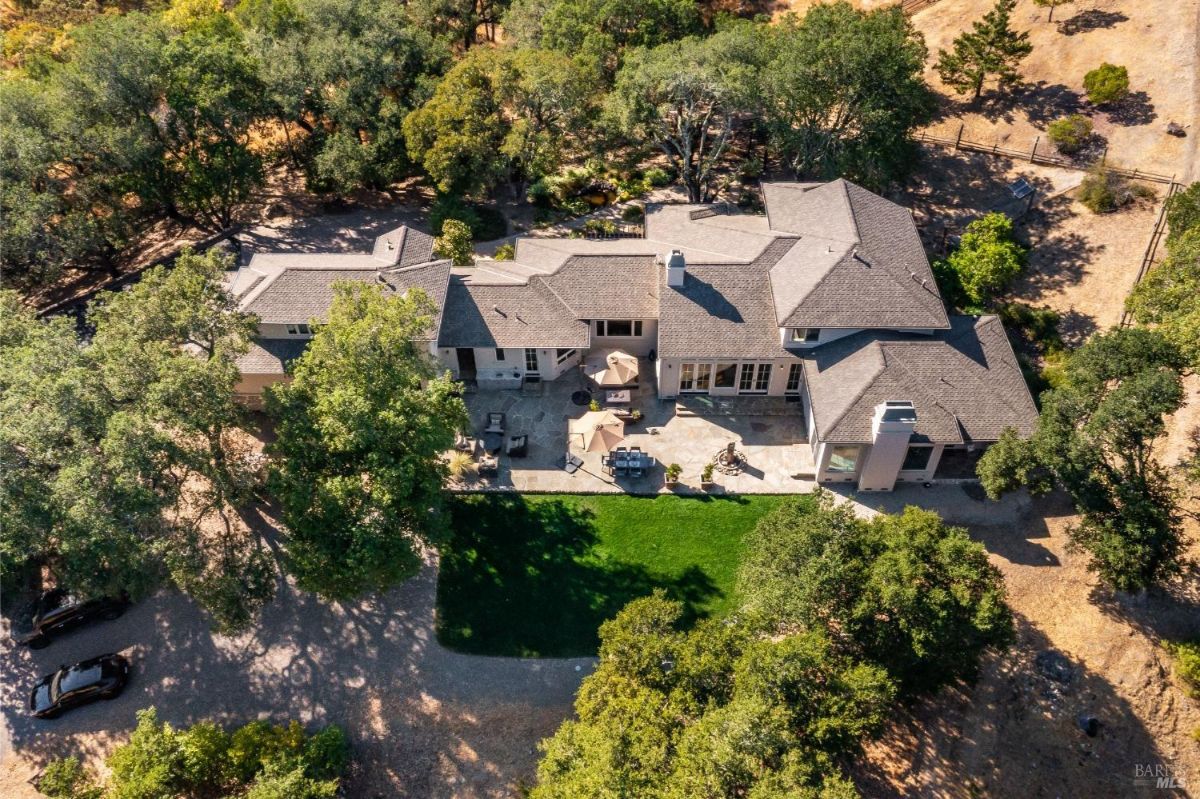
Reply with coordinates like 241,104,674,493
15,589,130,649
30,653,131,719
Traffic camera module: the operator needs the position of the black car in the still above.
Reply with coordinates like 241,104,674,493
30,653,131,719
15,589,129,649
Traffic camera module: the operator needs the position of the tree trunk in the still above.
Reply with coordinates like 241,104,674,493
973,75,984,102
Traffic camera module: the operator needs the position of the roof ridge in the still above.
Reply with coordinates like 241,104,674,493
532,275,579,318
772,242,855,326
817,342,887,437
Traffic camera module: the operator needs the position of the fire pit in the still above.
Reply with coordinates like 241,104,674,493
713,441,747,475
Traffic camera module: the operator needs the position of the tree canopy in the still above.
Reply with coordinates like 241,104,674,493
935,0,1032,100
266,282,468,599
607,25,763,203
978,327,1192,592
934,211,1028,308
762,3,935,189
0,249,274,632
40,707,349,799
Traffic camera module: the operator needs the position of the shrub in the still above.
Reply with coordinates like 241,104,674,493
447,451,478,481
938,212,1027,306
580,218,618,237
38,757,101,799
1165,181,1200,243
621,204,645,222
665,463,682,482
434,219,474,266
526,179,553,208
701,463,715,483
1077,167,1156,213
1083,63,1130,105
644,167,672,188
493,243,515,261
430,196,507,241
738,157,764,183
1165,639,1200,698
1046,114,1093,155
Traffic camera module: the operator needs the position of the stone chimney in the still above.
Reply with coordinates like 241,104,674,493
665,249,686,287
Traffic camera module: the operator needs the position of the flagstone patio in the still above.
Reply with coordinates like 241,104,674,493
454,362,817,495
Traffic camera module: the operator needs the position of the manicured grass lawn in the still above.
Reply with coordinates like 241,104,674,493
436,493,807,657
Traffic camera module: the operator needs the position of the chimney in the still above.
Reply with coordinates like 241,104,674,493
665,249,686,288
857,401,918,492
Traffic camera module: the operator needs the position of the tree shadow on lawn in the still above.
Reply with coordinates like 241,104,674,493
436,495,723,657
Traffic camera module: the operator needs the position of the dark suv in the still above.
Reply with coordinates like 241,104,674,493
15,589,130,649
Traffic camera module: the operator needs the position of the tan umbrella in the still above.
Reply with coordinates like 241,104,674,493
569,410,625,453
583,349,639,387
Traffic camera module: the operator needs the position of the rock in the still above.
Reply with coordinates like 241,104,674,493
1035,650,1075,684
264,201,288,218
1166,121,1187,137
1076,714,1100,737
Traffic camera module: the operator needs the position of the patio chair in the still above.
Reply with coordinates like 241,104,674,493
478,454,498,475
563,451,583,474
484,413,505,434
506,435,528,458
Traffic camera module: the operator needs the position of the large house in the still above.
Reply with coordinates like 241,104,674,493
227,179,1038,491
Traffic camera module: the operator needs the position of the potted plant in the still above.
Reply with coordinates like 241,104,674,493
665,463,682,486
629,408,643,423
701,463,715,490
588,398,601,412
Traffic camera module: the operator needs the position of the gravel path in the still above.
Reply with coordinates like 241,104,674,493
0,551,594,798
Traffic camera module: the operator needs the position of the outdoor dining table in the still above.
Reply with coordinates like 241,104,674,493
608,450,653,475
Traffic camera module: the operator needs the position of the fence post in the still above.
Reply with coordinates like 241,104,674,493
1101,144,1108,165
1031,136,1039,162
954,123,963,151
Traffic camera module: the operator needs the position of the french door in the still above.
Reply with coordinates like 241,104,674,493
738,363,772,394
679,362,712,393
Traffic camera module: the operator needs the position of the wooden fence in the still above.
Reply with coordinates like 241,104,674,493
900,0,940,13
1120,181,1180,327
916,126,1178,185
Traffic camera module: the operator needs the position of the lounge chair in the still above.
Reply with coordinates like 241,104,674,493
484,413,505,434
506,435,528,457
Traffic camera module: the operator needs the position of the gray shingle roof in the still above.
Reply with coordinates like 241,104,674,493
657,239,803,359
241,260,451,338
802,316,1038,444
764,180,949,330
438,277,591,348
540,255,659,319
234,338,309,375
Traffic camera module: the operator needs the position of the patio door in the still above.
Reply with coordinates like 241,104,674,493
679,362,712,393
738,363,772,394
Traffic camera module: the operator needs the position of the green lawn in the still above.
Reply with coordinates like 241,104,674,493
436,493,806,657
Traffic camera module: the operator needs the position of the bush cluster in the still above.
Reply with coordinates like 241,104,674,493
1046,113,1093,155
1077,167,1156,214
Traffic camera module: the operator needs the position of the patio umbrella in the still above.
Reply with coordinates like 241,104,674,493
569,410,625,453
583,348,639,387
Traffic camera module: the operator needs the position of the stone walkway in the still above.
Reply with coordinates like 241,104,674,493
459,368,817,495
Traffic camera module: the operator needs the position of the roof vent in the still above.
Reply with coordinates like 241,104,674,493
493,304,508,318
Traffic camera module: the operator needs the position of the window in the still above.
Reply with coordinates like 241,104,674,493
679,362,711,392
789,328,820,344
739,363,771,393
556,348,577,364
525,349,539,372
901,445,933,471
595,320,642,337
827,445,860,473
754,363,771,392
495,348,506,361
714,362,738,389
285,323,313,336
785,363,803,394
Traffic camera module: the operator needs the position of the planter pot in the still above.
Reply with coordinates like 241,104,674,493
701,482,716,491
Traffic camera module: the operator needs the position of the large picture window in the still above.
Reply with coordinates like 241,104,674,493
285,323,313,336
556,348,577,364
595,320,643,337
790,328,820,344
827,445,860,473
714,362,738,389
901,445,933,471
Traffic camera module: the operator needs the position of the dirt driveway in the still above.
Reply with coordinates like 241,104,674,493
0,543,593,799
